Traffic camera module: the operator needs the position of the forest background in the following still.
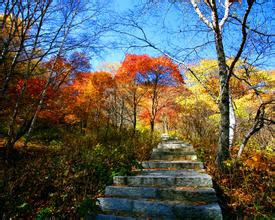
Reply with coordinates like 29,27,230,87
0,0,274,219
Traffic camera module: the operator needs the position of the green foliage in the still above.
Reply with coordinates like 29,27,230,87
77,197,98,217
0,122,8,138
49,140,63,150
35,207,52,220
29,120,61,144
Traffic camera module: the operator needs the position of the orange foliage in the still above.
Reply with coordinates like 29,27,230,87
116,54,183,85
116,54,185,130
62,71,114,126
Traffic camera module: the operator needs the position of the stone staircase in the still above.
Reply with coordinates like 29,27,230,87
96,136,222,219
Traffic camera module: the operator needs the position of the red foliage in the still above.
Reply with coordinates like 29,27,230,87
116,54,184,85
16,78,55,101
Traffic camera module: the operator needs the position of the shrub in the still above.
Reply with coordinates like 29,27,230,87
198,144,273,218
1,127,158,218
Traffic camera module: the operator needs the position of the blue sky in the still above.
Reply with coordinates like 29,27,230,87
92,0,275,70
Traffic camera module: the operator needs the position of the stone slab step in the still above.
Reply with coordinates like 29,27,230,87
150,152,197,161
153,147,194,153
161,133,170,141
113,173,212,188
157,142,192,149
135,169,206,176
98,197,222,220
105,186,218,203
142,160,203,169
161,140,186,144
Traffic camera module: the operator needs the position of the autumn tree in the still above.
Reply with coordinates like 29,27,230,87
67,71,114,134
117,54,184,133
116,54,149,133
0,0,111,157
179,59,274,158
115,0,274,169
30,54,90,126
133,55,183,132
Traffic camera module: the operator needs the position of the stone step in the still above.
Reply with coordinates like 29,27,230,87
136,169,206,176
157,142,192,149
98,197,222,220
153,147,194,153
142,160,203,169
97,136,222,219
113,172,212,188
161,140,186,144
161,133,170,141
151,151,197,161
105,186,218,203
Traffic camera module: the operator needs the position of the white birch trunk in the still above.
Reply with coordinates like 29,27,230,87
229,96,236,149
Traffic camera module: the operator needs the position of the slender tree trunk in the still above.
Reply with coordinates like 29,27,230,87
237,101,270,158
133,108,137,133
119,100,125,132
229,96,236,149
150,74,159,133
216,75,230,167
213,20,231,169
150,120,154,133
162,114,168,134
114,90,118,129
23,11,76,146
186,0,255,169
105,116,110,139
133,91,137,133
238,130,254,158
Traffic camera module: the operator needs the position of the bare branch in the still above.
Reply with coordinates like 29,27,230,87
229,15,275,37
190,0,213,29
228,0,255,79
237,99,274,158
219,0,232,30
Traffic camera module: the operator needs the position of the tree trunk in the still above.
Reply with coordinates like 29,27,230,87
162,114,168,134
119,100,125,132
133,91,137,133
133,110,137,134
150,120,154,133
150,74,159,134
213,24,231,169
238,130,253,158
237,101,270,158
229,96,236,149
105,116,110,139
216,76,230,168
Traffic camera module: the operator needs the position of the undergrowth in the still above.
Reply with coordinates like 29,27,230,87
0,127,158,219
194,142,274,219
